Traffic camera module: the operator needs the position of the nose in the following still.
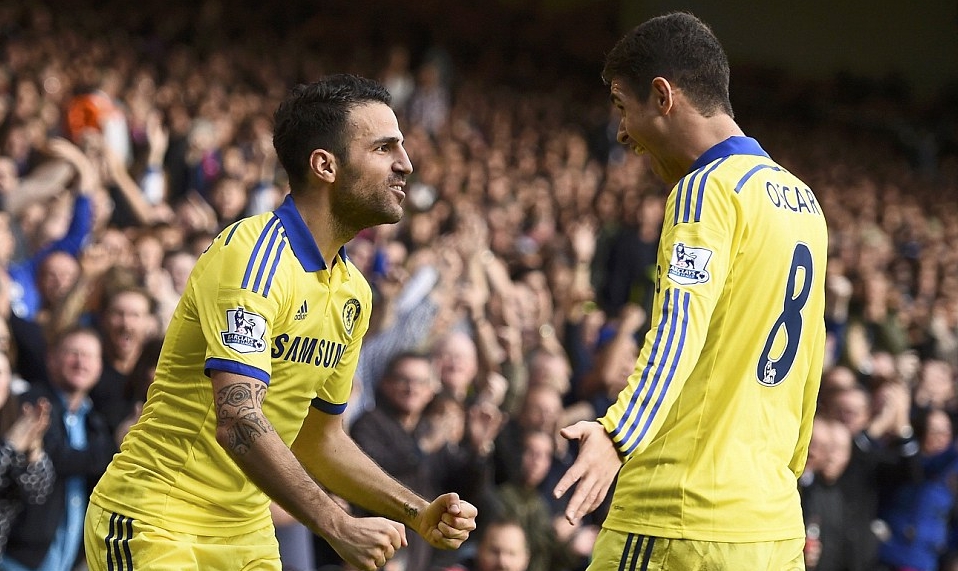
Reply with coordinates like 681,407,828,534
396,146,414,176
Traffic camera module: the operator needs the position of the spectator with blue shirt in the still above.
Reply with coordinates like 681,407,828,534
1,327,116,571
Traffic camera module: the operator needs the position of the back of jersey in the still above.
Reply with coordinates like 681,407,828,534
600,137,828,542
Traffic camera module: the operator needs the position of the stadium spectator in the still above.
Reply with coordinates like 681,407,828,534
4,327,116,571
0,351,53,557
352,351,497,570
877,407,958,571
0,1,956,569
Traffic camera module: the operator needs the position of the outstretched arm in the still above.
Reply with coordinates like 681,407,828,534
211,370,404,571
292,405,477,550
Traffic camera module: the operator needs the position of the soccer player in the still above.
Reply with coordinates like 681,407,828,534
553,12,828,570
83,74,477,571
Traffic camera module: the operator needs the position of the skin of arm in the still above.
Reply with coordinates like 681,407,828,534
211,370,405,571
291,405,478,550
5,161,74,216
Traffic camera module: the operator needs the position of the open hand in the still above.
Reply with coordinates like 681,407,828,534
553,421,622,525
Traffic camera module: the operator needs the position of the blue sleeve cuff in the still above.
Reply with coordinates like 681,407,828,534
311,397,346,415
205,358,270,385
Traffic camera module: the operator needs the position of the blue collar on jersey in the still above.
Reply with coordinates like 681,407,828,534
274,194,348,272
689,136,770,173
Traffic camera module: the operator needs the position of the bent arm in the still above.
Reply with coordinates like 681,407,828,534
291,406,429,527
210,370,352,536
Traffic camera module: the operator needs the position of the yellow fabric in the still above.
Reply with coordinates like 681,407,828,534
90,196,371,536
599,138,827,541
84,501,282,571
587,527,805,571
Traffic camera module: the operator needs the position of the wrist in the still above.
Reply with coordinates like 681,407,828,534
402,497,429,529
315,505,350,540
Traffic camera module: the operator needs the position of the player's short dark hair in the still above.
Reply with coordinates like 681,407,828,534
272,74,392,191
602,11,733,118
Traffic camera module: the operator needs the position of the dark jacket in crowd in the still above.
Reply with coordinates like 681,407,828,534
5,383,116,568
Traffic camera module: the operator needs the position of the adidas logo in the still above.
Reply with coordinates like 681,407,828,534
295,300,308,320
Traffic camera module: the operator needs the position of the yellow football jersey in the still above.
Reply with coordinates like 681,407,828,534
90,195,371,536
599,137,827,542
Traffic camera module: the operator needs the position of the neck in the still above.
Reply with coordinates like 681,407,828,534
686,114,743,162
396,411,420,432
110,348,139,376
666,114,744,186
291,193,350,266
60,390,86,413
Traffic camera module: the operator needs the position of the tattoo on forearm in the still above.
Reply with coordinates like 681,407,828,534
216,381,272,456
403,502,419,520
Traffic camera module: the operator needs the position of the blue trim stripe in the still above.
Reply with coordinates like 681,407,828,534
610,289,691,454
242,216,280,290
205,358,270,385
312,397,347,415
734,164,782,194
673,177,686,225
252,224,283,294
105,512,134,571
682,169,698,224
693,157,728,222
224,221,242,245
610,289,673,442
626,291,690,455
262,240,286,298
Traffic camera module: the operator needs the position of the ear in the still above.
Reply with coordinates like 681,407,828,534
309,149,337,183
650,77,674,115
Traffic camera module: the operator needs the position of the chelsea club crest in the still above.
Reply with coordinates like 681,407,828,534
343,299,361,335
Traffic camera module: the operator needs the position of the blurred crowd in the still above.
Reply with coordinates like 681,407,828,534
0,1,956,571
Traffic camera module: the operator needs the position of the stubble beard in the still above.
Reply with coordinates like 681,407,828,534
332,177,403,239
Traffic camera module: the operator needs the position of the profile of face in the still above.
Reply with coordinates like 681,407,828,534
609,79,672,184
476,521,530,571
331,102,413,232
